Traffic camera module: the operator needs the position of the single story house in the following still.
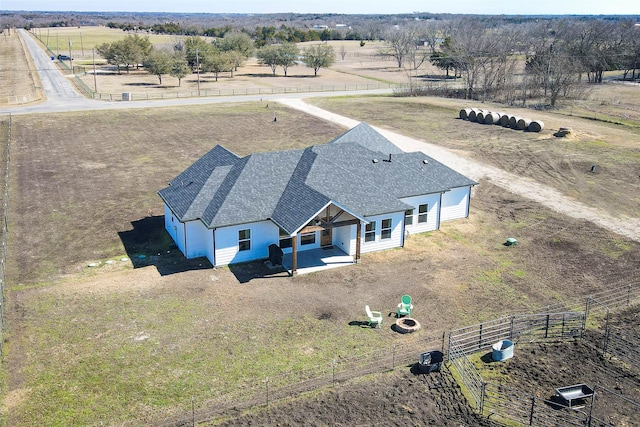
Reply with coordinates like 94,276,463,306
158,123,477,275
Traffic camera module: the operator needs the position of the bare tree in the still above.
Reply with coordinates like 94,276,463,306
440,19,490,100
525,21,583,107
620,19,640,80
379,25,416,68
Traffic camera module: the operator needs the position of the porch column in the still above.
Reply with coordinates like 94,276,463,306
291,233,298,276
355,220,361,264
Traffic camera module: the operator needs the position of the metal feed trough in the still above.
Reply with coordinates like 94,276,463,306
555,384,594,409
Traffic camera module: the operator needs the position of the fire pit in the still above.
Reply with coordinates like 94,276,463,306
395,317,421,333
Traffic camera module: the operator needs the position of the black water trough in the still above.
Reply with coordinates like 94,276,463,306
418,351,444,373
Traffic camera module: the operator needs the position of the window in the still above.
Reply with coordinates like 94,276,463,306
404,209,414,226
418,204,428,223
301,232,316,245
381,219,392,239
365,221,376,242
238,229,251,251
279,228,292,249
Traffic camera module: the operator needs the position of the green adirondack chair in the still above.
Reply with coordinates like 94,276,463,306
397,294,413,317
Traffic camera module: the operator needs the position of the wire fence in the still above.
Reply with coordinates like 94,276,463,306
91,83,396,102
103,332,446,426
448,310,586,412
95,280,640,426
602,325,639,375
0,114,11,357
446,280,640,427
4,94,38,105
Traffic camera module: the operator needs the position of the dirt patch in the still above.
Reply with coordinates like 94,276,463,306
216,367,502,427
477,305,640,426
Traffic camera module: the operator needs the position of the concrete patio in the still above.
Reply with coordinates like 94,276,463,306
282,246,355,275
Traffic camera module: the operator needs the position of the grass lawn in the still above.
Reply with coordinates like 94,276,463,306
4,95,639,425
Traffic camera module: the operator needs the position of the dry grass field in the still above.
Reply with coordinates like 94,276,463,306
0,31,42,105
1,27,640,426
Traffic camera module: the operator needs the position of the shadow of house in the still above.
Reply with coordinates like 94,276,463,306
227,259,290,284
118,215,211,276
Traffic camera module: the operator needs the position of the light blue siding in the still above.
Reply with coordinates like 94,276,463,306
360,212,404,254
401,194,441,234
441,187,471,222
185,220,210,259
214,220,279,266
164,204,186,255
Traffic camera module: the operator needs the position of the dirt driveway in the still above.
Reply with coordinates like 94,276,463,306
277,98,640,243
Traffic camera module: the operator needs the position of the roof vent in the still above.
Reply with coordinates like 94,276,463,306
383,153,392,162
423,159,429,164
372,158,379,163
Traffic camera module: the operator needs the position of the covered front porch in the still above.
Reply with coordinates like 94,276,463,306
282,246,355,276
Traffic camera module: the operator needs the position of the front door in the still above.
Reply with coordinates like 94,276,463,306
321,228,332,247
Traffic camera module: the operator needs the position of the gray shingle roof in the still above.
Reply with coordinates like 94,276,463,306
159,125,477,234
328,122,404,154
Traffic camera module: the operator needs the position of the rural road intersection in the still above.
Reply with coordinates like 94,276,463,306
6,29,640,243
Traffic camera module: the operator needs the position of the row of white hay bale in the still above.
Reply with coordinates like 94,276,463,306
459,107,544,132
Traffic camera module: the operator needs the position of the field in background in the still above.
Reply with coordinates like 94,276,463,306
30,26,195,62
2,26,640,426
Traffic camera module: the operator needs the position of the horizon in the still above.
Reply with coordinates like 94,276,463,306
2,0,639,16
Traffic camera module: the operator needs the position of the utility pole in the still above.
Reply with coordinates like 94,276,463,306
68,39,73,72
92,48,98,93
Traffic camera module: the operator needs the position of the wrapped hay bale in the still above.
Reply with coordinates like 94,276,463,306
517,118,532,130
459,108,472,120
509,116,521,129
468,108,481,122
500,114,511,127
529,120,545,132
484,112,501,125
476,111,487,123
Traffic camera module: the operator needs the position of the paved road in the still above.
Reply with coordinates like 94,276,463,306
5,30,640,242
2,30,392,116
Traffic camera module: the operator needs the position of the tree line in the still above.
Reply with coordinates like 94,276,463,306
378,18,640,106
96,33,336,85
95,16,640,106
105,21,366,44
